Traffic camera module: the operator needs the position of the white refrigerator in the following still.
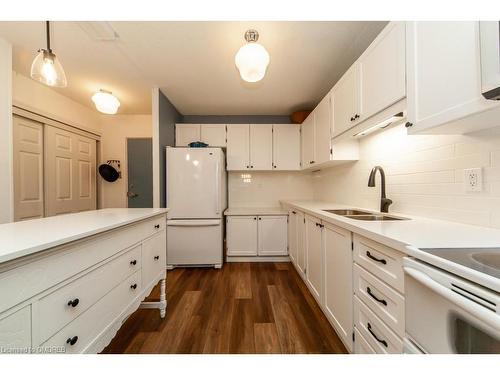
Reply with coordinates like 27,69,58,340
165,147,226,268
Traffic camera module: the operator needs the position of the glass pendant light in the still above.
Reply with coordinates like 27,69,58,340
31,21,67,87
235,29,270,83
91,90,120,114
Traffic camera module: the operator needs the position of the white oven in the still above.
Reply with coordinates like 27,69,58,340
403,257,500,354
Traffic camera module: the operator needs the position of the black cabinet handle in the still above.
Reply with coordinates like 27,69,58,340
309,161,315,164
350,116,355,121
273,165,277,169
254,217,257,220
67,298,79,308
354,114,360,119
154,255,160,260
405,122,413,128
154,224,160,229
130,283,138,290
367,323,388,347
66,336,78,346
258,217,261,220
292,211,297,214
366,251,387,265
130,260,137,265
246,165,249,169
367,287,387,306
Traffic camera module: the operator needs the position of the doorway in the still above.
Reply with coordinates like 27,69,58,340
127,138,153,208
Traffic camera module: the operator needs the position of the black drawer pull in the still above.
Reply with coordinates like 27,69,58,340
66,336,78,346
130,260,137,265
67,298,79,308
366,251,387,265
367,287,387,306
154,255,160,260
367,323,388,347
130,283,138,290
154,224,160,229
292,211,296,214
405,122,413,128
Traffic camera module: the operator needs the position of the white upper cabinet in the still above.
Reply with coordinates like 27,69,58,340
272,124,301,170
200,124,226,147
406,21,499,134
301,113,315,168
226,124,250,170
175,124,201,146
249,124,273,170
359,22,406,121
332,64,361,138
314,94,332,165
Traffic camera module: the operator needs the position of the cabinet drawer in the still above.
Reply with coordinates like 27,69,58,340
0,306,31,351
142,230,166,288
36,245,141,344
40,271,141,353
353,234,404,293
353,264,405,337
354,328,376,354
143,216,166,239
354,296,403,354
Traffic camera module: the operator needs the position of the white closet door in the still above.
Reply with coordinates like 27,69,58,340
13,116,44,221
45,125,96,216
249,124,273,170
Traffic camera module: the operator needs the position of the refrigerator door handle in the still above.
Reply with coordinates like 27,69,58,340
167,219,221,227
215,160,220,215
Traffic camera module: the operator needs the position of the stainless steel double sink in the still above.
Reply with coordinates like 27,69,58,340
322,209,410,221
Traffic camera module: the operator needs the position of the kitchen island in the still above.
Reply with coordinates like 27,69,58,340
0,208,168,354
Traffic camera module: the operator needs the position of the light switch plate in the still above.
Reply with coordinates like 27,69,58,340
464,168,483,192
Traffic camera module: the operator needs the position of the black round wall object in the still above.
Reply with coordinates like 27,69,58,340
98,163,119,182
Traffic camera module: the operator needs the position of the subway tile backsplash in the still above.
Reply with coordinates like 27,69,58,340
313,124,500,229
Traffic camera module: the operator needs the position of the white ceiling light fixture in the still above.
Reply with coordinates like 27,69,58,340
30,21,67,88
234,29,270,83
92,90,120,114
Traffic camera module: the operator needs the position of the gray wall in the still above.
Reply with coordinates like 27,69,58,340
181,115,290,124
158,91,182,208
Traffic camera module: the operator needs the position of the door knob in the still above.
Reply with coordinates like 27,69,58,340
127,191,138,198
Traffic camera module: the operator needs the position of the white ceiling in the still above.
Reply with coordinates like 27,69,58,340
0,21,387,115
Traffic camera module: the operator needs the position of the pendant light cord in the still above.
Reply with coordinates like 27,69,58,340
46,21,51,52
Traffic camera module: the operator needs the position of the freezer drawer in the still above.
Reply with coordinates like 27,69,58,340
167,219,223,267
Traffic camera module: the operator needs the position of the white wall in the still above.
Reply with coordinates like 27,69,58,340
0,39,13,223
313,123,500,229
100,114,152,208
228,171,314,208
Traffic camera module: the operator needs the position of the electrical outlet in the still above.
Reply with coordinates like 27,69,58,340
464,168,483,192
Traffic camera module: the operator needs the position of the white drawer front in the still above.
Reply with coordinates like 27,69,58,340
353,263,405,337
142,230,166,288
354,296,403,354
353,234,404,293
0,306,31,351
36,245,141,344
354,328,376,354
40,271,141,354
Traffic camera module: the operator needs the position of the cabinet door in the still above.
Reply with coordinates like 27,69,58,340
296,211,306,277
332,64,361,137
313,94,332,165
301,114,315,168
288,210,298,263
0,306,31,349
305,214,323,303
175,124,201,146
359,22,406,121
13,116,44,221
406,21,496,133
226,216,258,256
200,124,226,147
324,223,353,352
226,124,250,170
272,124,300,170
249,124,273,170
142,230,166,288
257,216,288,256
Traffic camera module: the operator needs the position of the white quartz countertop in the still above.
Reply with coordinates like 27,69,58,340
0,208,169,264
280,200,500,254
224,207,288,216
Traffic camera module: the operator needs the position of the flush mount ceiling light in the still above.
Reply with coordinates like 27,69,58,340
92,90,120,114
30,21,67,87
234,29,270,83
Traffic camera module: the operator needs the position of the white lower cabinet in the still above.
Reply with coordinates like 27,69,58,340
287,210,298,263
0,306,31,350
295,211,307,277
323,223,353,352
304,215,323,304
226,215,287,257
354,328,376,354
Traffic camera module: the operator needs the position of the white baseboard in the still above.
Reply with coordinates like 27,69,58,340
225,256,290,263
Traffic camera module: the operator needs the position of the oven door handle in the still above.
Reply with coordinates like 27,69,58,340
404,266,500,332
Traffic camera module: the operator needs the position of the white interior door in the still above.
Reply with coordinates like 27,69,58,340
13,116,44,221
257,216,288,256
272,124,301,170
200,124,226,147
226,124,249,170
74,134,96,212
175,124,201,146
166,148,220,218
226,216,258,256
249,124,273,170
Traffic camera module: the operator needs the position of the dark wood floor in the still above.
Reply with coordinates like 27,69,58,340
103,262,347,354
